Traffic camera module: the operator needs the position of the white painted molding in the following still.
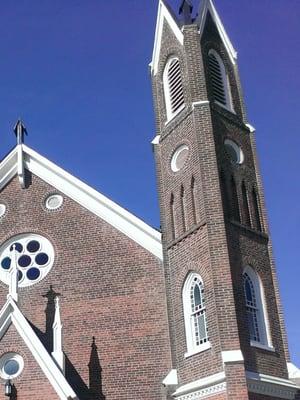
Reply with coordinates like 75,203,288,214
250,340,275,352
0,145,163,260
246,371,300,400
192,100,210,109
0,298,78,399
162,369,178,386
288,362,300,384
196,0,237,65
0,147,18,190
151,135,160,145
8,246,18,303
221,350,244,364
151,0,183,76
246,123,256,133
52,296,65,373
184,341,211,359
173,371,226,398
17,144,25,189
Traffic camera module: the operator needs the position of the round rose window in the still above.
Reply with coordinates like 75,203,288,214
0,234,54,288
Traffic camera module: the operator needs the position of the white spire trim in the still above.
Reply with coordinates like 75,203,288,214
8,245,18,303
17,144,25,189
196,0,237,65
151,0,183,76
52,296,65,372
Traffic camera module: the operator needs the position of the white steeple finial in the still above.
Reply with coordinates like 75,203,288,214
52,296,65,373
8,244,18,302
14,120,27,189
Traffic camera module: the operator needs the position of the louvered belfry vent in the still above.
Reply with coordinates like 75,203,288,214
208,52,227,106
168,59,184,115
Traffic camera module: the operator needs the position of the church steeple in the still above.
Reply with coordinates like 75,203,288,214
151,0,295,398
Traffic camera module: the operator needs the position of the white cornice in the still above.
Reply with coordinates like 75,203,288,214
196,0,237,65
0,146,163,260
246,371,300,400
151,0,183,76
0,297,78,399
173,371,226,398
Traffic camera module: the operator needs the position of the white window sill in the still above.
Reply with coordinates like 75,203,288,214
165,104,186,125
250,341,275,352
215,100,236,115
185,342,211,358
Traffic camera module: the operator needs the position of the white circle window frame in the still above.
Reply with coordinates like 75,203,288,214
45,194,63,211
224,139,244,165
0,353,24,380
0,204,6,218
171,144,189,172
0,234,55,288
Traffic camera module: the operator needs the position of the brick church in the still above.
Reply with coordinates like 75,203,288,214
0,0,298,399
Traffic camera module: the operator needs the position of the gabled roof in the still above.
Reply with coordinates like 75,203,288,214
0,296,78,400
196,0,237,64
150,0,184,76
0,145,163,260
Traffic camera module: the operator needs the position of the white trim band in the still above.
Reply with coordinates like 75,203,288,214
246,371,300,400
173,372,226,399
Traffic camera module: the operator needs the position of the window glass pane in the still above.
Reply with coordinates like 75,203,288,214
194,284,201,308
4,360,19,376
245,279,253,303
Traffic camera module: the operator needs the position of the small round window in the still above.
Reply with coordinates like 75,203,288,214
0,353,24,379
171,145,189,172
0,234,54,288
224,139,244,164
45,194,63,210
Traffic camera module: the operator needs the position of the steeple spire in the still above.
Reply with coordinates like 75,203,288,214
14,119,27,145
179,0,193,24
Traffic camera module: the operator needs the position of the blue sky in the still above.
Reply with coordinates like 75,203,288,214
0,1,299,365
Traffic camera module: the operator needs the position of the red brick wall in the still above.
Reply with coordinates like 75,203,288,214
0,174,171,399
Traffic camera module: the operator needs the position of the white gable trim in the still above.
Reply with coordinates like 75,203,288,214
0,146,162,260
196,0,237,65
0,297,78,400
151,0,183,76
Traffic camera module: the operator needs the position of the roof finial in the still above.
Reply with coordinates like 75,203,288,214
179,0,193,24
13,119,27,145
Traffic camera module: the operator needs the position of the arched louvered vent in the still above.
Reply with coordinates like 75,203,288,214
164,57,185,120
208,50,233,111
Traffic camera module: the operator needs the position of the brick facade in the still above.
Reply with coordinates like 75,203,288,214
0,1,298,400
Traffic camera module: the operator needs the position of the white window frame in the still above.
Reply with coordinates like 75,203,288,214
163,57,185,122
243,266,273,351
182,272,211,358
208,49,234,113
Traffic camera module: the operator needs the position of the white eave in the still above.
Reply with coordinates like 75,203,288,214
0,145,163,260
0,297,78,400
151,0,183,76
196,0,237,65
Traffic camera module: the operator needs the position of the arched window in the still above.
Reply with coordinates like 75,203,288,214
163,57,185,121
208,49,233,111
243,266,272,348
183,273,210,356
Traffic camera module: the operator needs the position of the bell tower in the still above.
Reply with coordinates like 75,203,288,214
151,1,299,399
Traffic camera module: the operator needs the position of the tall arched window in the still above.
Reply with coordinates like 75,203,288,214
183,273,210,356
243,266,272,348
208,49,233,112
163,57,185,121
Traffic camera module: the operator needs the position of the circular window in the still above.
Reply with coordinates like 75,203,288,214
45,194,63,210
0,353,24,379
171,145,189,172
0,204,6,218
0,234,55,288
224,139,244,164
